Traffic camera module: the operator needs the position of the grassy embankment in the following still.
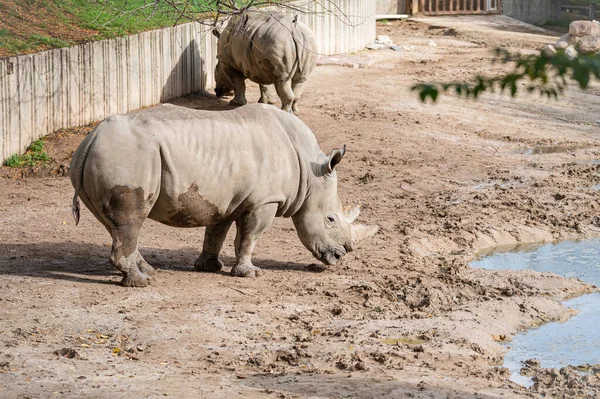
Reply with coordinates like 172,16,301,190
0,0,221,58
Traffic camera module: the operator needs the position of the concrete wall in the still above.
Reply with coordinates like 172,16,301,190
0,0,376,163
376,0,406,14
502,0,561,25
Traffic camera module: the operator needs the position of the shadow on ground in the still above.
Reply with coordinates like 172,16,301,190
0,242,316,285
168,91,240,112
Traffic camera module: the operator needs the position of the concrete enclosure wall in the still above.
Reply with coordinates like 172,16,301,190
376,0,407,14
0,0,376,163
502,0,560,25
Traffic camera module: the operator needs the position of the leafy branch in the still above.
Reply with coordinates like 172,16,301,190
413,48,600,102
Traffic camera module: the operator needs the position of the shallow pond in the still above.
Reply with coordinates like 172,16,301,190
471,239,600,386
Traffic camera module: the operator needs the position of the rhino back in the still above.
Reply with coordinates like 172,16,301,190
116,104,319,226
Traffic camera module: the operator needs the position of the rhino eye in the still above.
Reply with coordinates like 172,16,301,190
326,215,337,226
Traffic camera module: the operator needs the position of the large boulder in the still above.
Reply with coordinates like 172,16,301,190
569,20,600,37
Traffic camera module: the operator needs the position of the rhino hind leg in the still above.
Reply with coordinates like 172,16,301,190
291,81,305,115
230,203,278,278
100,186,156,287
195,220,233,272
274,80,295,113
230,76,248,106
258,84,277,105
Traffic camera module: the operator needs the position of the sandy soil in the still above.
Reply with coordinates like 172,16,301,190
1,16,600,398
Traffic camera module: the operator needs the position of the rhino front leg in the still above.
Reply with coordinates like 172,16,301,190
230,76,248,106
258,84,277,105
291,81,305,115
231,203,278,278
274,80,295,113
195,220,233,273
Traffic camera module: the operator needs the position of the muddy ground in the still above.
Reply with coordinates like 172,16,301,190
1,15,600,399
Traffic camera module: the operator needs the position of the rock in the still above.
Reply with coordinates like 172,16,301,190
375,35,393,45
555,34,569,50
366,43,385,50
55,348,79,359
543,44,556,57
565,45,578,60
427,40,437,47
569,20,600,36
524,358,541,368
390,45,403,52
570,34,600,53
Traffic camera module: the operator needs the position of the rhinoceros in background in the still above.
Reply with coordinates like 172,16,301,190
70,104,378,287
214,11,317,115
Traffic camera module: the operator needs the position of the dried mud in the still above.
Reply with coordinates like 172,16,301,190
1,16,600,398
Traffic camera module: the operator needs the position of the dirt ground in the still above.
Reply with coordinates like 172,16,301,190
1,15,600,399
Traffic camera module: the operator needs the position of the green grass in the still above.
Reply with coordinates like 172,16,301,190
62,0,184,38
0,33,69,55
0,0,268,56
4,139,50,168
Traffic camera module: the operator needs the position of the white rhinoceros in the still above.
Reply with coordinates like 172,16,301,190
213,11,317,114
70,104,378,287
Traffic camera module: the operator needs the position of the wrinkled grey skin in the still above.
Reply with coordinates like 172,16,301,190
70,104,378,287
214,11,317,115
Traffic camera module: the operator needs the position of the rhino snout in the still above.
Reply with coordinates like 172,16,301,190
320,249,345,266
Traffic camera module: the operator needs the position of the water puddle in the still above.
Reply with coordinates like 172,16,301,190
513,144,591,155
471,239,600,386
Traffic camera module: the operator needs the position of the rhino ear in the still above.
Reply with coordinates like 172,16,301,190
324,145,346,175
343,204,360,224
212,28,221,39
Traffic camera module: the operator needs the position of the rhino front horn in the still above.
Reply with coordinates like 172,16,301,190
351,224,379,250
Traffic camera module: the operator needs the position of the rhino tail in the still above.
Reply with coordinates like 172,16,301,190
70,126,100,226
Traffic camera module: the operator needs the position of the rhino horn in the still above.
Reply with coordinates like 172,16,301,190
343,204,360,224
351,224,379,250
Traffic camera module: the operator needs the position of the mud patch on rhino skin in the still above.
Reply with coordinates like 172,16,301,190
102,186,149,258
162,183,222,228
102,186,148,221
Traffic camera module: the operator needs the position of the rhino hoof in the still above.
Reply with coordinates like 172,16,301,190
194,254,224,273
138,262,156,276
230,264,261,278
121,270,151,287
230,98,247,106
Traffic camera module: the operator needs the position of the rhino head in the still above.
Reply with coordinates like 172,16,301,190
214,62,234,98
292,146,379,266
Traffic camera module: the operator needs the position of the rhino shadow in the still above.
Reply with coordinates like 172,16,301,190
0,242,315,285
159,38,236,112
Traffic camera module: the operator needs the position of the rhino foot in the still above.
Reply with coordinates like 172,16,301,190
230,263,262,278
121,269,152,287
194,253,224,273
230,98,247,106
137,257,157,276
